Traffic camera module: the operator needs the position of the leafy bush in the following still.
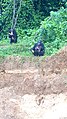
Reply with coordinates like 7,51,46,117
35,7,67,55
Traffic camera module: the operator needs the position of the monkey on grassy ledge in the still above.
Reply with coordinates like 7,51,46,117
30,40,45,56
8,28,17,44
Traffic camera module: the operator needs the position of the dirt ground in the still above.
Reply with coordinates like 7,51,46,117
0,46,67,119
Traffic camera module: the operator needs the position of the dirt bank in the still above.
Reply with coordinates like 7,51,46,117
0,46,67,119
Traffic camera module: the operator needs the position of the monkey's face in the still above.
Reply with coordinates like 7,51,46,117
10,31,13,36
9,29,14,35
35,46,41,52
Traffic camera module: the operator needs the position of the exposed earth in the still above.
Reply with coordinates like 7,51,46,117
0,46,67,119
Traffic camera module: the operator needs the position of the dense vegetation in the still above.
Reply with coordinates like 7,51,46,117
0,0,67,57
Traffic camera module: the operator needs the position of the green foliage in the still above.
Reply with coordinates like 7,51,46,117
35,7,67,55
0,1,67,57
1,0,67,39
0,0,14,39
32,0,67,16
0,28,38,57
0,43,32,57
17,0,42,29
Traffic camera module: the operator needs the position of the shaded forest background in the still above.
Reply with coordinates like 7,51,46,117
0,0,67,56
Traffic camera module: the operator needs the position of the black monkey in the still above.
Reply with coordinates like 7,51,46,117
8,28,17,44
31,40,45,56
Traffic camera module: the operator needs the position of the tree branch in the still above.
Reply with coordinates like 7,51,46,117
14,0,22,28
12,0,16,28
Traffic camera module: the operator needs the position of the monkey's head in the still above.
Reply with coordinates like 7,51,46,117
37,40,42,45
